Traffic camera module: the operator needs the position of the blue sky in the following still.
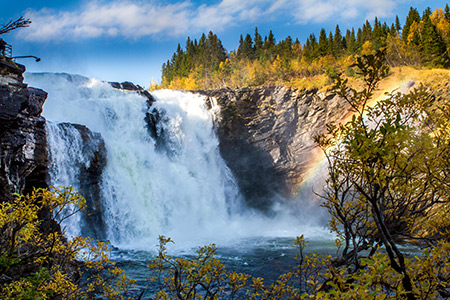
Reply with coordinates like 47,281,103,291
1,0,448,87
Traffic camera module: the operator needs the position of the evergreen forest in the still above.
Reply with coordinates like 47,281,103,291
157,5,450,90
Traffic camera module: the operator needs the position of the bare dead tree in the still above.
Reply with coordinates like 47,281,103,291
0,17,31,35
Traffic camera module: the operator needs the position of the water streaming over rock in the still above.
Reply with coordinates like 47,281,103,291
26,73,331,252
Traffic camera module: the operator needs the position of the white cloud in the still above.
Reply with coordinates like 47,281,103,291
289,0,399,24
18,0,280,42
17,0,401,42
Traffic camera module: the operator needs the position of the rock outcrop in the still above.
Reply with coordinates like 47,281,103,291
201,86,351,210
0,58,48,201
109,80,155,105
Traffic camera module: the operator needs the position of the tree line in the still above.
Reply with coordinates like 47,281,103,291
158,4,450,90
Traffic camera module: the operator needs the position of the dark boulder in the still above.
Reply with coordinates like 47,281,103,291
109,80,155,106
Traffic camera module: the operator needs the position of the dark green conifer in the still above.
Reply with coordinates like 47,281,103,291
333,25,343,57
254,27,263,58
372,17,385,50
327,32,334,55
389,24,397,36
422,14,447,66
278,35,293,58
264,30,276,49
356,28,363,49
346,28,356,54
395,15,401,33
402,7,421,42
362,20,372,42
318,28,328,57
422,7,432,19
445,4,450,19
304,33,318,60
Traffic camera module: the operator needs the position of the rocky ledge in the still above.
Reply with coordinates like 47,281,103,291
200,86,351,210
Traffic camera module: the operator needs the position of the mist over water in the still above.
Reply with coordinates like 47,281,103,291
25,72,333,253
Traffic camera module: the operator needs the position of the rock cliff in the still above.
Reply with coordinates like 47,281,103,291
201,86,351,210
0,58,48,201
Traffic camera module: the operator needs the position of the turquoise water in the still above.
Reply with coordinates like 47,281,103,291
112,236,337,298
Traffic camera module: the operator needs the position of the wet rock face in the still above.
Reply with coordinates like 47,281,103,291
200,86,351,211
0,60,49,201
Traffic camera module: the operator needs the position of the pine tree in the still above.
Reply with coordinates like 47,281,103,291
395,15,401,33
304,33,318,60
264,30,276,49
237,34,255,59
345,28,357,54
206,31,227,71
372,17,385,50
318,28,328,57
389,24,397,36
263,30,276,59
445,4,450,20
356,28,363,49
328,31,334,55
362,20,373,42
422,7,432,19
333,25,343,57
277,35,293,59
422,14,447,66
403,7,421,42
254,27,263,58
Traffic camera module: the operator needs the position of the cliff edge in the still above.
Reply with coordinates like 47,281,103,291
0,58,48,201
201,86,351,210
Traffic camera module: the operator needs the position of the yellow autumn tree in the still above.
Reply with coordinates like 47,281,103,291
0,187,135,300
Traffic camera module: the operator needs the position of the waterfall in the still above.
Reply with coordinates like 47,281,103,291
45,122,86,238
25,72,331,251
26,73,246,248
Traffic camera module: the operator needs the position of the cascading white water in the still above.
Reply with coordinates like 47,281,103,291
25,73,243,248
25,72,333,251
45,122,86,237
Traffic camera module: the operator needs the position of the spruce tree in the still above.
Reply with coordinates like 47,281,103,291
333,25,343,57
254,27,263,58
422,14,447,66
328,32,334,55
237,34,255,59
362,20,372,42
389,24,397,36
206,31,227,71
395,15,401,33
304,33,318,60
356,28,363,49
318,28,328,57
402,7,421,42
372,17,385,50
263,30,276,59
277,35,293,59
264,30,276,49
422,7,432,19
345,28,356,54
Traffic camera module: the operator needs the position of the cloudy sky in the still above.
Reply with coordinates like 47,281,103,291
1,0,447,87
